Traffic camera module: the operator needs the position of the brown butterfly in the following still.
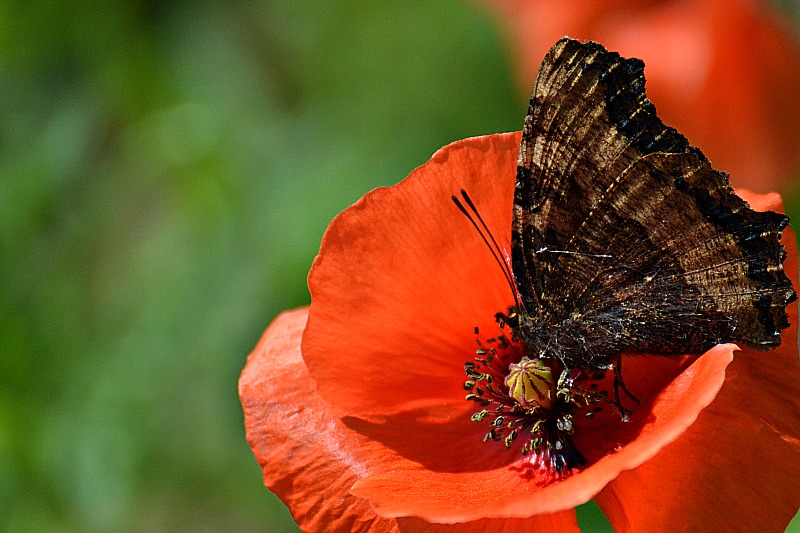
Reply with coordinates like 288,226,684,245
506,37,796,380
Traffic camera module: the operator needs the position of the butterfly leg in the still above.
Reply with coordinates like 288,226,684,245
611,354,639,421
555,366,606,411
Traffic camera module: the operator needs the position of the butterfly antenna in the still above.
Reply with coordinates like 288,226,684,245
452,189,521,308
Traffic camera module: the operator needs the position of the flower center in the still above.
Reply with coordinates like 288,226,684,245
463,321,618,474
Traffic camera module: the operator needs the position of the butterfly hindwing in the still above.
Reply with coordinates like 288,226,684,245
512,38,796,368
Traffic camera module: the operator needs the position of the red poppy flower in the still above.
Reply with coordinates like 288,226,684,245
240,132,800,531
483,0,800,193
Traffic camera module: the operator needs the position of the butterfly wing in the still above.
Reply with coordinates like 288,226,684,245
512,38,796,367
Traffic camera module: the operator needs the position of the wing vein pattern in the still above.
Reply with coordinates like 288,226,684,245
511,38,796,369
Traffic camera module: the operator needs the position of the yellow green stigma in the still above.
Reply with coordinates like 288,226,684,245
504,356,553,408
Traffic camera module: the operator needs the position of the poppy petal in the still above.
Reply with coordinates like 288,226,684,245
239,307,579,531
302,133,521,416
596,198,800,532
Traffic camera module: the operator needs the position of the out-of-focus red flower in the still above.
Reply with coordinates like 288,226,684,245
485,0,800,193
239,133,800,531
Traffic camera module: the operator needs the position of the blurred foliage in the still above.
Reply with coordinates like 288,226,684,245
0,1,797,532
0,1,518,531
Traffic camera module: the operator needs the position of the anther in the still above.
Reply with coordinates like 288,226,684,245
504,429,518,449
471,410,488,422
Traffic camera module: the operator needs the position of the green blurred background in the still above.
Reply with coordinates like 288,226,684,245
1,1,798,532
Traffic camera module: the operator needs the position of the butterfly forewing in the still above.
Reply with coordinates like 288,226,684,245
512,37,796,369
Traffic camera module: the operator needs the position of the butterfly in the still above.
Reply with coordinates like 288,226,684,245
497,37,796,389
